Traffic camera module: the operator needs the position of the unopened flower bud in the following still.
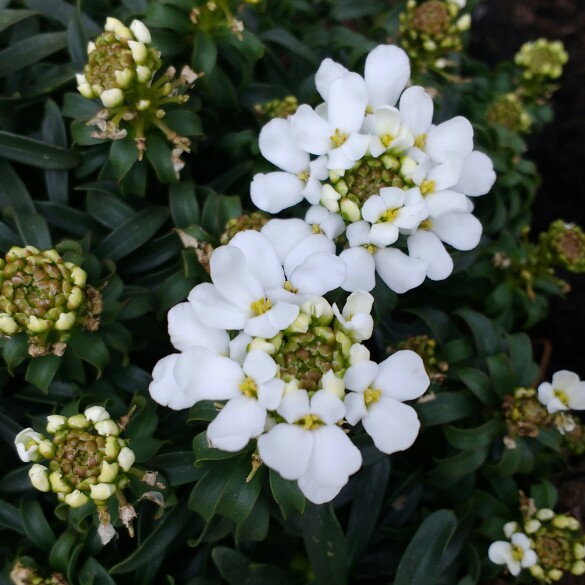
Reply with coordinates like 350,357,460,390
340,199,361,222
95,419,120,437
117,446,136,471
536,508,555,521
575,543,585,559
46,415,67,433
321,184,341,212
572,560,585,575
90,482,116,501
49,471,72,493
548,568,563,581
286,313,311,334
85,406,110,423
350,343,370,364
15,428,43,462
321,370,345,398
524,519,541,534
127,40,148,65
114,68,135,89
29,464,50,492
55,312,76,331
28,316,50,333
100,88,124,108
456,14,471,31
130,20,151,44
136,99,151,111
0,315,18,335
98,461,119,483
38,439,56,459
64,489,90,508
67,414,90,429
136,65,152,83
87,41,96,54
105,435,121,459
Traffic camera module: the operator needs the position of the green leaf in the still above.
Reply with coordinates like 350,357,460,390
189,452,264,523
2,333,30,373
347,457,390,566
0,131,80,169
93,207,170,262
457,368,495,406
110,504,189,574
79,556,118,585
430,447,489,483
486,353,516,398
0,159,35,213
191,29,218,74
145,132,179,184
415,392,476,427
269,469,305,520
454,308,500,356
0,31,68,77
235,494,269,543
42,99,69,204
63,92,101,119
407,307,459,345
164,110,203,138
69,329,110,377
303,503,348,585
13,212,52,249
506,333,538,387
188,402,220,423
86,189,135,229
394,510,457,585
110,135,139,181
49,530,79,572
170,181,200,227
0,498,25,534
0,9,36,34
149,451,200,487
25,354,61,393
67,6,89,71
444,420,501,450
193,432,243,465
0,467,34,494
21,498,56,552
261,29,318,66
530,480,558,510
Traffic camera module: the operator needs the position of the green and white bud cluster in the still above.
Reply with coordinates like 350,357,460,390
538,220,585,274
515,39,569,81
10,561,68,585
486,93,533,134
78,18,199,163
398,0,469,71
502,388,553,440
254,96,299,120
0,246,102,356
219,212,270,245
15,406,136,511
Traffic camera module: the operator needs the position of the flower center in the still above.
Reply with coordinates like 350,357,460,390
380,208,400,223
297,414,324,430
330,128,348,147
381,134,395,148
511,544,525,562
420,180,435,195
284,280,299,293
554,389,570,407
239,376,258,399
419,219,433,231
415,133,427,149
250,297,272,315
364,388,382,405
297,171,309,181
53,429,107,487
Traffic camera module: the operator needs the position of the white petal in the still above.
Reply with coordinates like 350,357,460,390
565,382,585,410
339,133,370,163
344,360,378,392
283,233,334,278
488,541,512,565
229,333,252,364
243,349,277,382
432,212,482,250
346,221,372,247
229,231,285,292
303,175,325,205
511,533,531,549
244,302,299,338
328,145,358,171
375,350,430,400
365,45,411,107
343,290,374,318
379,186,407,209
521,549,538,568
167,302,229,353
290,253,346,296
407,230,453,281
315,58,349,101
149,354,195,410
362,195,388,223
339,248,376,292
426,190,469,217
374,248,428,293
291,104,334,155
277,389,311,423
305,205,345,239
453,151,496,196
427,154,463,190
551,370,580,390
328,73,368,132
262,218,313,263
258,424,312,479
399,86,433,137
394,202,428,230
363,398,421,454
259,118,309,174
344,392,368,425
371,106,402,137
369,223,399,247
189,283,249,331
537,382,554,406
297,474,346,504
207,396,266,451
310,390,345,425
425,117,474,163
257,378,285,410
251,172,305,213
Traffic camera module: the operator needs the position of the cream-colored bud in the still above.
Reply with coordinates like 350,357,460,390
90,482,116,501
529,565,545,579
423,40,437,52
524,519,541,534
399,155,418,179
49,471,71,493
548,569,563,581
95,419,120,437
567,517,580,531
552,515,571,529
98,461,119,483
286,313,311,334
127,40,147,65
67,287,84,310
105,436,121,459
0,315,19,335
136,65,152,84
136,99,151,111
38,439,55,459
91,84,104,97
29,464,50,492
87,41,96,55
85,406,110,423
113,23,133,41
118,446,136,472
536,508,555,521
105,17,124,32
64,489,89,508
46,415,67,433
301,296,334,324
456,14,471,31
55,312,76,331
504,521,520,538
321,185,341,213
572,561,585,575
100,88,124,108
114,68,135,89
574,543,585,559
435,58,448,70
130,20,151,44
76,73,88,87
283,380,300,396
321,370,345,399
248,338,276,354
68,414,90,429
350,343,370,365
28,316,50,333
340,198,361,222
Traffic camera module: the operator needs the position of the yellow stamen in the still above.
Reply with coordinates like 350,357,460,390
297,171,309,181
239,377,258,398
554,389,569,406
419,219,433,231
250,297,272,315
381,134,394,148
420,180,435,195
330,128,348,147
415,133,427,149
380,208,400,223
364,388,382,405
511,544,525,562
366,244,377,254
298,414,323,430
284,280,298,293
312,223,321,234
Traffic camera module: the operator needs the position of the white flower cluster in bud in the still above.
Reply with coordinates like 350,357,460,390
251,44,496,295
15,406,136,510
149,229,430,503
537,370,585,414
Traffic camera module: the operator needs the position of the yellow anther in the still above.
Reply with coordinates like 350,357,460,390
365,105,374,114
284,281,298,293
419,219,433,230
330,128,348,147
250,297,272,315
297,171,309,181
312,223,322,234
364,388,382,405
381,134,394,148
415,133,427,149
298,414,323,430
239,377,258,398
511,544,525,562
366,244,377,254
381,208,399,223
554,389,569,407
420,180,435,195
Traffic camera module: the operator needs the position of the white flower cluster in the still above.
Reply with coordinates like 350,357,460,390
149,230,430,504
488,522,538,577
537,369,585,414
251,44,496,294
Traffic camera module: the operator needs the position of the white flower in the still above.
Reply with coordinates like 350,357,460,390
362,106,414,158
343,350,430,454
305,205,345,240
332,291,374,342
206,350,285,451
189,231,300,338
15,428,43,462
258,389,362,504
488,532,538,576
537,370,585,413
29,464,50,492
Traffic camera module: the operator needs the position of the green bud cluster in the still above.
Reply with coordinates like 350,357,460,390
389,335,448,383
189,1,248,40
15,407,136,510
398,0,469,70
502,388,553,438
220,212,270,245
255,96,299,119
486,93,532,134
515,39,568,81
258,299,353,392
520,508,585,583
0,246,101,356
538,220,585,274
10,561,67,585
